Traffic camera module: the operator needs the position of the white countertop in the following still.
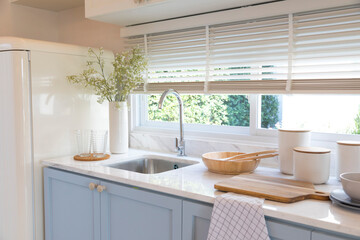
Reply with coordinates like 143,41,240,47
42,149,360,237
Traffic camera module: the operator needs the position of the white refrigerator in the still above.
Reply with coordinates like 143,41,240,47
0,37,110,240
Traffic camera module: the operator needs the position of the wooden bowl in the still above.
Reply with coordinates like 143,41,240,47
202,151,260,175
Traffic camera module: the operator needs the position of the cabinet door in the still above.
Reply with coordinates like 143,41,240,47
44,168,101,240
182,200,212,240
266,219,311,240
312,230,359,240
100,181,182,240
182,201,313,240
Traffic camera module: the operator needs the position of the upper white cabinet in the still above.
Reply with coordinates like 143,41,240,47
84,0,275,26
11,0,84,11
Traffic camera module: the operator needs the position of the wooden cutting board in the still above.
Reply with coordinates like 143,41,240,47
214,174,330,203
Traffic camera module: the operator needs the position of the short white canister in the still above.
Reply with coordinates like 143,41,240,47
278,129,311,175
293,147,331,184
337,141,360,178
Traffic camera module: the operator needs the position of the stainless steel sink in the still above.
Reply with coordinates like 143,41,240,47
105,157,197,174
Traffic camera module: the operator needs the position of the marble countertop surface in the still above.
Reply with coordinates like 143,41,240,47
42,149,360,237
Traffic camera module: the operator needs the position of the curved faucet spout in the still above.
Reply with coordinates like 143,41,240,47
158,89,182,109
158,89,185,156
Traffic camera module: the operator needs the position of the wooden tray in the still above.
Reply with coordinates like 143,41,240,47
74,154,110,161
215,174,329,203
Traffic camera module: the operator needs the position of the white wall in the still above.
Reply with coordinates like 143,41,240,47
0,0,58,41
0,0,124,53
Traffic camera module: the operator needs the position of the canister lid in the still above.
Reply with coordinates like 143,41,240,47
278,129,311,133
337,140,360,146
293,147,331,154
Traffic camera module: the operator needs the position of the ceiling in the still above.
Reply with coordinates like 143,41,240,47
11,0,84,12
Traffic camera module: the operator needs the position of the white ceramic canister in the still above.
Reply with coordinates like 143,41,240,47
293,147,331,184
278,129,311,175
337,141,360,178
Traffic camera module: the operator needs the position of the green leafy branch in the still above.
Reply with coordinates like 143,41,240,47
67,47,147,105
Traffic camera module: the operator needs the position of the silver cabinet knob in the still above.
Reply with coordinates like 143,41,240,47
88,182,98,191
97,185,106,193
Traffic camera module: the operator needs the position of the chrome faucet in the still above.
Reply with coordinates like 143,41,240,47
158,89,185,156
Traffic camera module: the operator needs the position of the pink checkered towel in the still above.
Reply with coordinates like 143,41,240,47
207,193,270,240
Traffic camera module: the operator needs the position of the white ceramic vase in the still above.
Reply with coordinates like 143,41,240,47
109,101,128,153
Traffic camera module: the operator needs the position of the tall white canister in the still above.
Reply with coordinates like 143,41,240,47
278,129,311,175
337,140,360,178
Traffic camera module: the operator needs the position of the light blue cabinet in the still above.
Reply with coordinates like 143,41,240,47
44,168,182,240
100,180,182,240
181,201,360,240
182,200,212,240
44,168,360,240
182,200,312,240
44,168,101,240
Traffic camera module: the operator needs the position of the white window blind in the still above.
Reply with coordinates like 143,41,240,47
128,5,360,94
291,7,360,92
208,16,289,94
131,28,207,93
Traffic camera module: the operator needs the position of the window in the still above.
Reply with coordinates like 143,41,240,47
128,5,360,140
263,94,360,135
138,93,360,138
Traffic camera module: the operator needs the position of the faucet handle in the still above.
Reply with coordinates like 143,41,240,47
175,137,186,156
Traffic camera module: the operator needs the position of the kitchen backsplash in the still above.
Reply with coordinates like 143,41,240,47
130,132,339,177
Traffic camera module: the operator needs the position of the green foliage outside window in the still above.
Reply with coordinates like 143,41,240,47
261,95,280,129
224,95,250,126
351,108,360,135
148,95,231,125
147,94,280,128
